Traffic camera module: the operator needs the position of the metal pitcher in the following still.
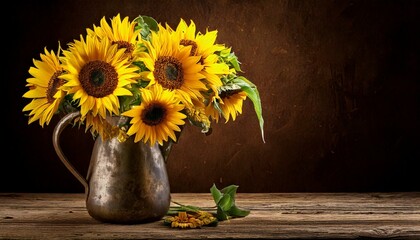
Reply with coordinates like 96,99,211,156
52,112,172,224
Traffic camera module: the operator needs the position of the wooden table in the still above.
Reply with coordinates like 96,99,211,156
0,192,419,239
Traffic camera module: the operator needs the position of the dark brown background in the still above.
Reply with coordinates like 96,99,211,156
3,0,419,193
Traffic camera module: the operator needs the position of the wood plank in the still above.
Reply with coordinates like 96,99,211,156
0,193,419,239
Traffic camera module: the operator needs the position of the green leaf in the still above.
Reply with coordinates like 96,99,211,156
167,184,251,222
166,204,203,215
166,209,181,215
210,183,223,204
220,185,238,201
219,47,231,58
216,206,230,221
218,194,234,212
141,16,158,32
233,76,265,143
134,15,158,41
228,53,242,72
217,48,241,72
119,85,142,112
227,205,250,217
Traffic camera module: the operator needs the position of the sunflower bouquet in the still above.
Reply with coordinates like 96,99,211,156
22,14,264,146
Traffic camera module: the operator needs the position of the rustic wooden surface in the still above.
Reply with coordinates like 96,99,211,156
0,192,419,239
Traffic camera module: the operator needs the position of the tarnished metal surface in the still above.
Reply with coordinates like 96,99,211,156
53,113,171,224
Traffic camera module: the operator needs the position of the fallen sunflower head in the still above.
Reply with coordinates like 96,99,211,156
163,211,218,229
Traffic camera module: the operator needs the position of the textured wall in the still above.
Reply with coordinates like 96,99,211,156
4,0,419,193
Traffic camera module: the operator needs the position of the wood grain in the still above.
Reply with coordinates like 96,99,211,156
1,192,419,239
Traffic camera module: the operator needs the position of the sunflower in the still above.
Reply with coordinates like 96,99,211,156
122,84,186,146
137,24,206,105
60,35,139,121
206,89,247,123
174,19,229,94
22,47,66,127
87,14,140,61
184,99,211,134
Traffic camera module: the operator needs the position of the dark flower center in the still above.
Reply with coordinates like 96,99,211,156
180,39,204,64
79,60,118,98
141,102,167,126
113,40,134,60
113,40,134,54
47,70,65,103
180,39,198,56
153,56,183,90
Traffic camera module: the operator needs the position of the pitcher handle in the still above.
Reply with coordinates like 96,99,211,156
52,111,89,192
